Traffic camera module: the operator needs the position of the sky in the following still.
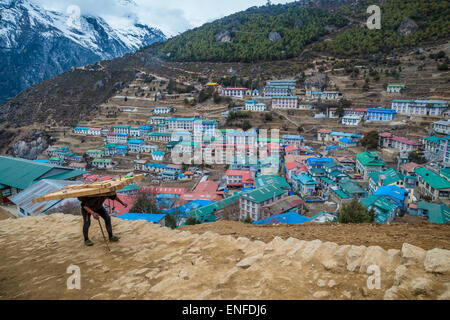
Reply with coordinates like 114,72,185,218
35,0,296,37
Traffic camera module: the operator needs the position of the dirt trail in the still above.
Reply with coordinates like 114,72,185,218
0,215,449,300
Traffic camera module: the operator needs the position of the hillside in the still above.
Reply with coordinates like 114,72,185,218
150,0,449,62
0,214,449,300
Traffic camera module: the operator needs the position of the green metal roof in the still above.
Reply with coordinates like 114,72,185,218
320,177,334,184
424,136,442,144
332,189,352,199
418,202,450,224
414,167,450,190
0,156,85,190
339,179,365,195
190,194,240,217
93,159,112,163
241,185,286,204
362,195,397,224
440,168,450,181
254,175,290,190
356,152,385,167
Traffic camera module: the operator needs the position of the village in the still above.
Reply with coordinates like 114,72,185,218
0,70,449,228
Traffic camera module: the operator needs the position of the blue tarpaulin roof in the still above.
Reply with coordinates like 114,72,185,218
253,212,310,225
118,213,166,223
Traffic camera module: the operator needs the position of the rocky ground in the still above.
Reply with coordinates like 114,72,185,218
0,214,449,300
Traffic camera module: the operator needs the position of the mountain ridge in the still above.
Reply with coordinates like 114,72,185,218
0,0,166,103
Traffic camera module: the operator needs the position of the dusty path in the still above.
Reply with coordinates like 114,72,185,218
181,221,450,251
0,214,449,300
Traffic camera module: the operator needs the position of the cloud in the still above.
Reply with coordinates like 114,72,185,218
34,0,295,37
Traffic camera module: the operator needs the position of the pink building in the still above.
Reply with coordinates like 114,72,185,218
272,96,299,109
379,132,422,152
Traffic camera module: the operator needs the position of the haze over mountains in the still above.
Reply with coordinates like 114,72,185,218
0,0,166,104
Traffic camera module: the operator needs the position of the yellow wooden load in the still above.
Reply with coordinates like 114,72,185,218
32,174,144,202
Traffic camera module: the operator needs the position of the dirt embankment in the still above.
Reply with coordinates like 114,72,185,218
0,215,449,300
181,221,450,251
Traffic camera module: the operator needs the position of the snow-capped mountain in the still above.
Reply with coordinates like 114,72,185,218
0,0,166,104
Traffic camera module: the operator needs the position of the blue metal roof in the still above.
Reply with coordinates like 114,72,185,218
339,137,357,143
145,163,167,168
368,108,396,114
128,139,144,144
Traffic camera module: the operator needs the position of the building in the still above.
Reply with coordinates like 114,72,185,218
356,152,386,179
433,120,450,135
88,128,102,136
148,132,172,142
226,129,257,146
153,107,171,114
339,137,358,149
322,91,342,100
86,150,104,158
220,87,247,99
285,145,300,156
239,185,288,221
387,84,406,93
361,195,399,224
139,126,153,137
366,108,396,121
292,174,317,196
379,132,422,152
92,159,114,169
129,127,141,137
167,117,199,132
391,100,449,117
9,180,82,217
152,150,165,161
115,145,128,156
106,132,118,144
263,86,291,97
193,120,219,140
260,195,304,219
128,140,144,153
148,116,168,125
113,125,131,135
328,107,368,119
73,127,90,135
272,96,298,109
225,170,255,188
330,179,366,204
104,144,116,157
0,156,86,203
444,139,450,166
414,167,450,201
368,168,405,194
416,202,450,224
116,133,128,145
245,100,267,111
282,135,304,147
342,115,362,126
317,130,362,143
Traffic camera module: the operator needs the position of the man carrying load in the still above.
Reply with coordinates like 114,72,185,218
78,194,128,246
